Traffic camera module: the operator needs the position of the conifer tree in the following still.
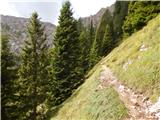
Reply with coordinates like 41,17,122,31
94,9,113,56
1,34,17,120
52,1,82,105
101,24,113,56
17,12,50,120
88,20,95,48
79,30,89,74
113,1,129,40
89,40,99,68
1,35,15,84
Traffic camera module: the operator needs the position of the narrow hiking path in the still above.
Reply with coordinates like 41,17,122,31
98,65,160,120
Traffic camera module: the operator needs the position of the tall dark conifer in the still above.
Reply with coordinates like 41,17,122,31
101,24,113,56
113,1,129,41
1,34,17,120
94,9,113,57
52,1,82,105
17,12,50,120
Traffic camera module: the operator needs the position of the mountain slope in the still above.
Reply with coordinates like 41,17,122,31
50,14,160,120
104,14,160,101
1,15,56,54
51,66,127,120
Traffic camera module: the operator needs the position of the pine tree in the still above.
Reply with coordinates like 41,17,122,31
52,1,82,105
79,20,96,73
79,30,89,74
89,39,99,68
88,20,95,48
94,9,113,57
1,34,17,120
113,1,129,41
17,12,51,120
1,34,15,85
101,24,113,56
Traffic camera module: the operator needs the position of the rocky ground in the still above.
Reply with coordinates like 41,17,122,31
98,65,160,120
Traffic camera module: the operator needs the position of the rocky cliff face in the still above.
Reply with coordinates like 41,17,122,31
1,15,56,54
80,3,115,27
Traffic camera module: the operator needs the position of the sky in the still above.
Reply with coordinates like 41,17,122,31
0,0,116,25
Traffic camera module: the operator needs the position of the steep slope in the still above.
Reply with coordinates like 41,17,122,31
1,15,56,54
50,15,160,120
103,14,160,102
51,65,127,120
99,65,159,119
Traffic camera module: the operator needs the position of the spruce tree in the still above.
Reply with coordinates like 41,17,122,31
1,34,17,120
94,9,113,56
17,12,50,120
113,1,129,41
89,40,99,68
79,30,89,74
88,20,95,48
101,24,113,56
79,20,96,73
52,1,82,105
1,35,15,84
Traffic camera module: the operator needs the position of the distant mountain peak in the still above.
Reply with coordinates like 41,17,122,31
80,3,115,27
1,15,56,54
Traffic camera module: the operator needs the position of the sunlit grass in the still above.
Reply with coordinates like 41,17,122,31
51,65,127,120
51,14,160,120
103,14,160,102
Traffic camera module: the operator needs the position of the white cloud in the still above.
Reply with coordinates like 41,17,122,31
70,0,116,18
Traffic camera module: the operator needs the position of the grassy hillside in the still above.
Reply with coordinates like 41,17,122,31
51,65,127,120
103,14,160,102
51,15,160,119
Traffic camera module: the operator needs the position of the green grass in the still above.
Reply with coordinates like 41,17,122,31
102,14,160,102
50,14,160,120
51,65,127,120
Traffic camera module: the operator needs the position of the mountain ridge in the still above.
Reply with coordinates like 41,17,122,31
80,3,115,27
1,14,56,54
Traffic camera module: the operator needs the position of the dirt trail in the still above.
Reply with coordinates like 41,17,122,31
98,65,160,120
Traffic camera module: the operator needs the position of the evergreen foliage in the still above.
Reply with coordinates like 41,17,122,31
123,1,160,37
94,9,113,56
17,12,51,120
89,39,99,68
1,34,16,85
113,1,129,41
101,24,113,56
52,1,82,106
89,9,113,67
79,20,95,73
79,30,89,74
1,34,17,120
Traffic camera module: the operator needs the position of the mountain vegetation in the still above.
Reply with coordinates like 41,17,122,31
51,13,160,120
16,12,52,120
1,15,56,54
123,1,160,37
52,1,83,106
1,1,160,120
1,34,17,119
